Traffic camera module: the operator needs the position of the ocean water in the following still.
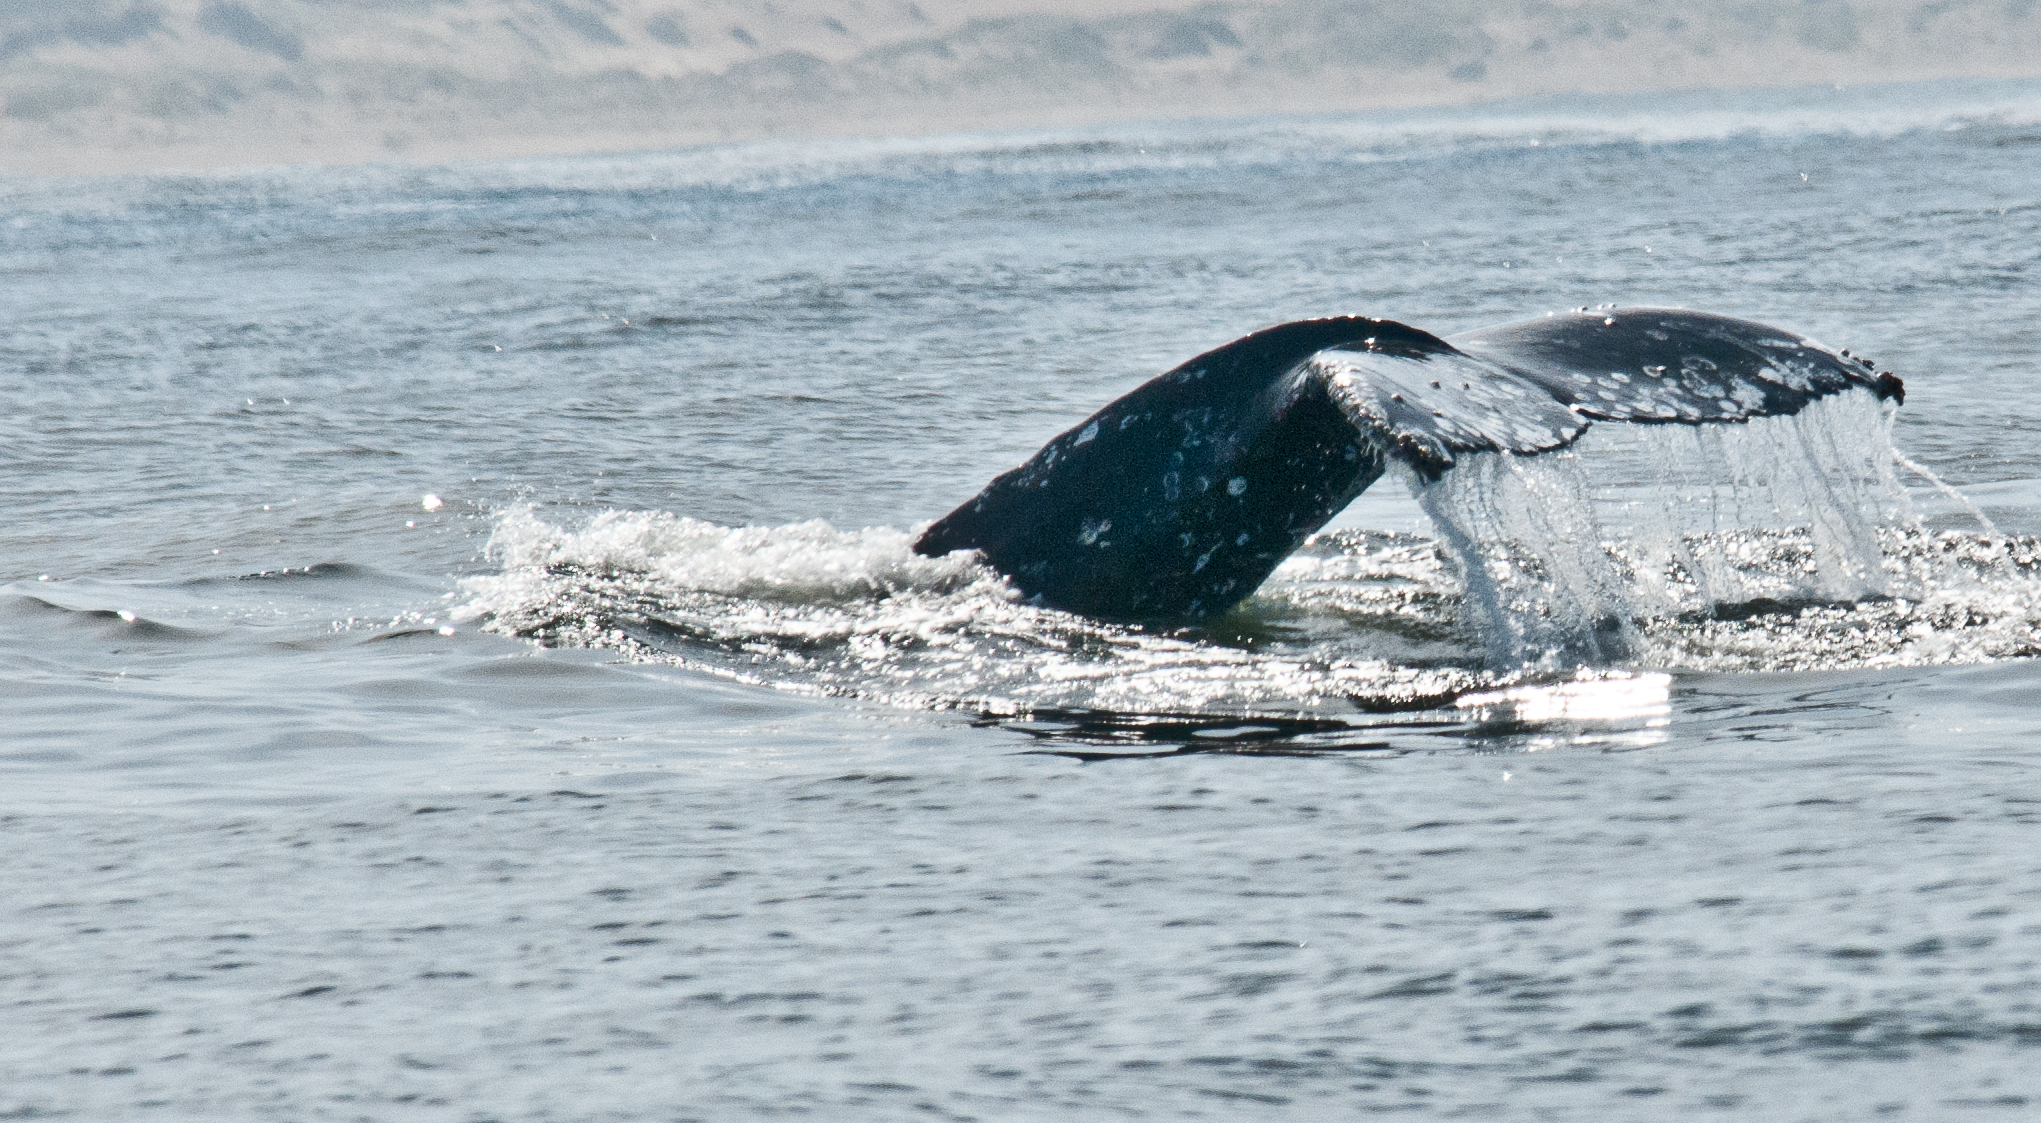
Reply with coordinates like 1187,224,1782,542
6,80,2041,1119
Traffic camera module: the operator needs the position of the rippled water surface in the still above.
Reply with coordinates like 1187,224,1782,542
6,81,2041,1119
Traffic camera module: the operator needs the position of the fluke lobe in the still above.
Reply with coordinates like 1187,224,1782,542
913,307,1905,621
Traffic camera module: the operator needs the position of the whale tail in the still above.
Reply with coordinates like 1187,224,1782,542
914,307,1902,622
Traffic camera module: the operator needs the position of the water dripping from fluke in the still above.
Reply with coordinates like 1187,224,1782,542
913,307,1906,634
1412,392,1912,669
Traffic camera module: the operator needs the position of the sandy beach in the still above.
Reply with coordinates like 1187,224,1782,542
7,0,2041,175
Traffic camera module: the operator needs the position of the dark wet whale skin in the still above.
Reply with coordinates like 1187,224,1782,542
914,307,1902,621
914,317,1409,620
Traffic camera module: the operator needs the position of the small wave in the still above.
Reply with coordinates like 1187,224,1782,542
991,709,1408,761
3,594,211,641
183,562,385,586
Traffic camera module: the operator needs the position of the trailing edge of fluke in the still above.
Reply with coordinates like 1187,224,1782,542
913,306,1905,622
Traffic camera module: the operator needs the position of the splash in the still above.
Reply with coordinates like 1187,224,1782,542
456,390,2041,723
1641,528,2041,672
454,509,1488,717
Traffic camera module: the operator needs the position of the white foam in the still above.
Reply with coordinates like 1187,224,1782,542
455,506,1486,715
477,506,989,604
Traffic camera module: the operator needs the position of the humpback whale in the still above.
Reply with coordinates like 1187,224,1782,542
914,307,1904,621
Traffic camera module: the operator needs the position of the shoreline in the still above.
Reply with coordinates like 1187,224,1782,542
6,73,2041,182
5,0,2040,177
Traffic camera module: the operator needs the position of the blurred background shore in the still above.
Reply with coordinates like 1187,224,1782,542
6,0,2041,175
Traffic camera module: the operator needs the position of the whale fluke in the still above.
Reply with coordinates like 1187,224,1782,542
914,307,1902,621
1450,308,1905,436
